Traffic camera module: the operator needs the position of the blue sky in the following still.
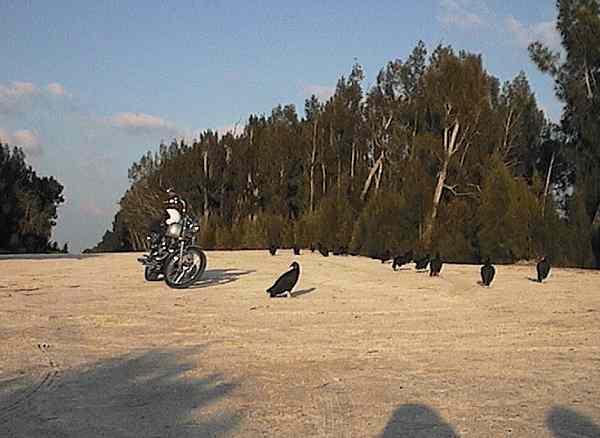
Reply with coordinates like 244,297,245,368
0,0,563,252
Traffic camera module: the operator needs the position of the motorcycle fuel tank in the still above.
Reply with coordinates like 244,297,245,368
165,223,183,238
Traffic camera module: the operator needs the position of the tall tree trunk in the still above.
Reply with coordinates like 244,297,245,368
310,120,318,213
592,202,600,269
423,121,460,247
541,150,556,216
350,142,356,180
360,151,384,201
321,163,327,195
423,157,449,246
374,158,383,192
310,164,315,213
584,58,594,99
337,159,342,195
502,107,514,156
203,150,209,221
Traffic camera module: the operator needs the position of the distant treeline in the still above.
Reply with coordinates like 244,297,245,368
0,144,66,253
90,1,600,267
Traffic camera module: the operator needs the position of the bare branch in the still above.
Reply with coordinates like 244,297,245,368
443,184,479,197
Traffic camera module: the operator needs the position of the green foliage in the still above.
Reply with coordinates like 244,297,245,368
530,0,600,266
87,34,599,268
351,191,416,257
433,199,478,263
564,190,595,266
0,144,64,253
477,157,537,262
298,192,355,250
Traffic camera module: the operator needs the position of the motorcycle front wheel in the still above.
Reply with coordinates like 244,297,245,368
164,247,207,289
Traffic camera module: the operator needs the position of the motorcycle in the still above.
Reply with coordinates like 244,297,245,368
137,189,207,288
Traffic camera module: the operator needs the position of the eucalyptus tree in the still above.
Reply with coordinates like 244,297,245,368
419,47,492,247
529,0,600,265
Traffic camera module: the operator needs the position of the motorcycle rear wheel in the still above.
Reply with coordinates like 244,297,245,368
144,266,162,281
164,247,207,289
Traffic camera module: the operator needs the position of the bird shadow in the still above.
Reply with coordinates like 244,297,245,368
527,277,541,283
546,405,600,437
380,403,459,437
291,287,317,298
189,269,255,289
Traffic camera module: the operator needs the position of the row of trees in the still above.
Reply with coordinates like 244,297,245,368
91,0,600,267
0,144,65,253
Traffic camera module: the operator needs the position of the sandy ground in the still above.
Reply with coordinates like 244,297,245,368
0,250,599,437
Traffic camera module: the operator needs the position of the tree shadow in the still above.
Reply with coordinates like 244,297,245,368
0,346,240,437
380,404,459,438
291,287,317,298
190,269,255,289
546,406,600,438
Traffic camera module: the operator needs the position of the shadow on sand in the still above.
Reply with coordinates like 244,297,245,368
190,268,255,289
291,287,317,298
0,253,101,261
547,406,600,438
380,404,459,438
0,346,240,437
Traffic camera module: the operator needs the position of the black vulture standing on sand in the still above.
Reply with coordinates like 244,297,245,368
537,256,551,283
293,245,301,256
269,244,278,256
267,262,300,297
379,250,392,264
333,246,348,256
481,258,495,287
415,254,430,270
393,250,413,271
318,243,329,257
429,253,443,276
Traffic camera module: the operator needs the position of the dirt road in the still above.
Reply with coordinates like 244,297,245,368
1,251,599,437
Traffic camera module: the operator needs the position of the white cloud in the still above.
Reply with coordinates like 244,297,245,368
215,123,242,137
0,128,43,157
47,82,66,96
14,129,43,157
13,129,40,147
80,199,107,217
438,0,489,29
0,81,38,113
505,16,562,51
108,112,179,135
0,128,12,144
302,84,335,101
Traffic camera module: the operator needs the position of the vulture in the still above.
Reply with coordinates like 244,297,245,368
429,253,443,276
415,254,430,270
318,243,329,257
267,262,300,297
537,256,551,283
481,258,495,287
393,250,413,271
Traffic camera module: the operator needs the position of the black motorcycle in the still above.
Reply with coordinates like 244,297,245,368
137,189,207,288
